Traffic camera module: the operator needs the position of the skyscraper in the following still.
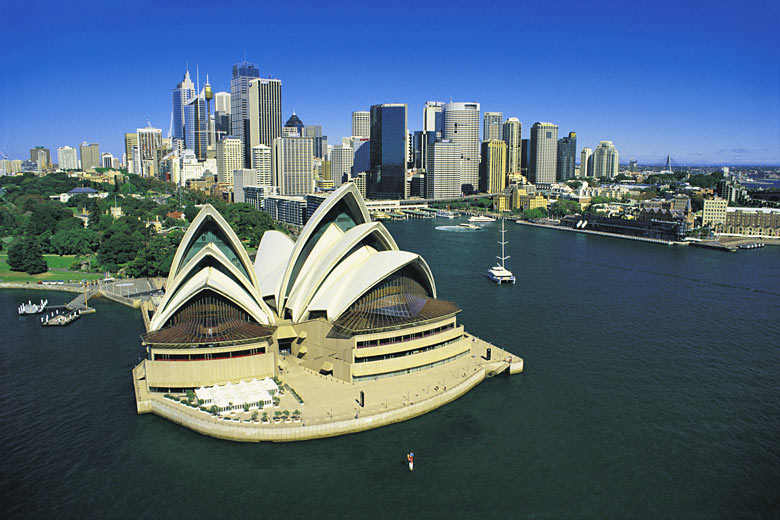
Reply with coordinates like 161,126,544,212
230,60,261,166
592,141,619,179
351,138,370,176
251,144,272,185
171,69,195,145
57,146,78,170
303,125,326,159
483,112,503,141
502,118,522,174
29,146,51,172
529,122,558,185
248,77,282,153
421,101,445,173
331,145,354,187
580,147,593,178
557,132,577,181
79,142,100,170
184,92,208,159
214,91,231,142
352,111,370,139
369,103,408,199
137,126,162,177
284,112,304,136
216,137,244,185
442,102,480,193
426,140,462,199
272,136,314,196
124,133,138,174
480,140,507,193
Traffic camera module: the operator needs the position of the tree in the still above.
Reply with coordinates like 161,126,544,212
549,199,582,216
7,237,47,274
25,201,72,236
50,228,99,255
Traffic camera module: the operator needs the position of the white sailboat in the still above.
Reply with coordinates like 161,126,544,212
487,219,515,284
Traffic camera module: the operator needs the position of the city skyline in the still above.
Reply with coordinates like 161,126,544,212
2,1,779,165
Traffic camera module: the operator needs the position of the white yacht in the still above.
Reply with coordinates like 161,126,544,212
435,210,457,218
487,219,515,284
468,215,496,223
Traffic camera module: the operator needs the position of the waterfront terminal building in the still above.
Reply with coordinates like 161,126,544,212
132,184,519,439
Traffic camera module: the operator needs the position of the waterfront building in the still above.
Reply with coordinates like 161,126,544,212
369,103,408,199
272,136,314,196
442,102,480,193
57,146,78,170
702,198,728,227
503,118,521,175
231,60,261,166
529,122,557,185
137,126,163,178
172,68,195,144
557,132,577,181
581,147,593,178
263,194,307,226
480,139,507,194
248,78,283,152
352,111,370,139
426,140,462,199
718,207,780,237
483,112,503,141
331,144,354,187
592,141,619,179
251,144,272,185
80,142,100,171
217,137,243,185
512,188,548,211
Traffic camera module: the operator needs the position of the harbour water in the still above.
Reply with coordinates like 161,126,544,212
2,218,779,518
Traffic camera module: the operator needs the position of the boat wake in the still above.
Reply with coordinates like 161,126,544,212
435,225,481,232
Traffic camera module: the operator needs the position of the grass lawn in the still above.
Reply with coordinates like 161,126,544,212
0,254,105,283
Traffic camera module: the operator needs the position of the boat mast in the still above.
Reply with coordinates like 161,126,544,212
497,218,510,268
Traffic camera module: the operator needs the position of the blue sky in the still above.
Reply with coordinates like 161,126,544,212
2,0,779,165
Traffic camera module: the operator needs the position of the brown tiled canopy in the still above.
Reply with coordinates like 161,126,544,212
142,319,274,347
333,296,460,335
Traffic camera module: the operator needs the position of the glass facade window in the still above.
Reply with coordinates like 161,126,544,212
369,104,407,200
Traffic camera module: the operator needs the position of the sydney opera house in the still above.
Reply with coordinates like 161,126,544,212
133,183,521,439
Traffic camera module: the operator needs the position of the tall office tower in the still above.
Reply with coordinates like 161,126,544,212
521,139,530,177
351,138,370,175
284,112,304,137
442,102,480,193
580,147,593,178
184,91,209,159
216,137,244,185
137,126,162,177
272,136,314,196
331,145,354,187
426,140,462,199
29,146,52,171
502,118,522,174
369,103,408,199
529,122,558,185
171,68,195,144
352,111,370,138
483,112,503,141
628,159,638,173
124,133,138,173
214,91,231,142
251,144,272,185
480,139,507,193
57,146,78,170
248,77,283,157
302,125,326,159
421,101,444,172
79,142,101,170
592,141,619,179
557,132,577,181
230,60,261,166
